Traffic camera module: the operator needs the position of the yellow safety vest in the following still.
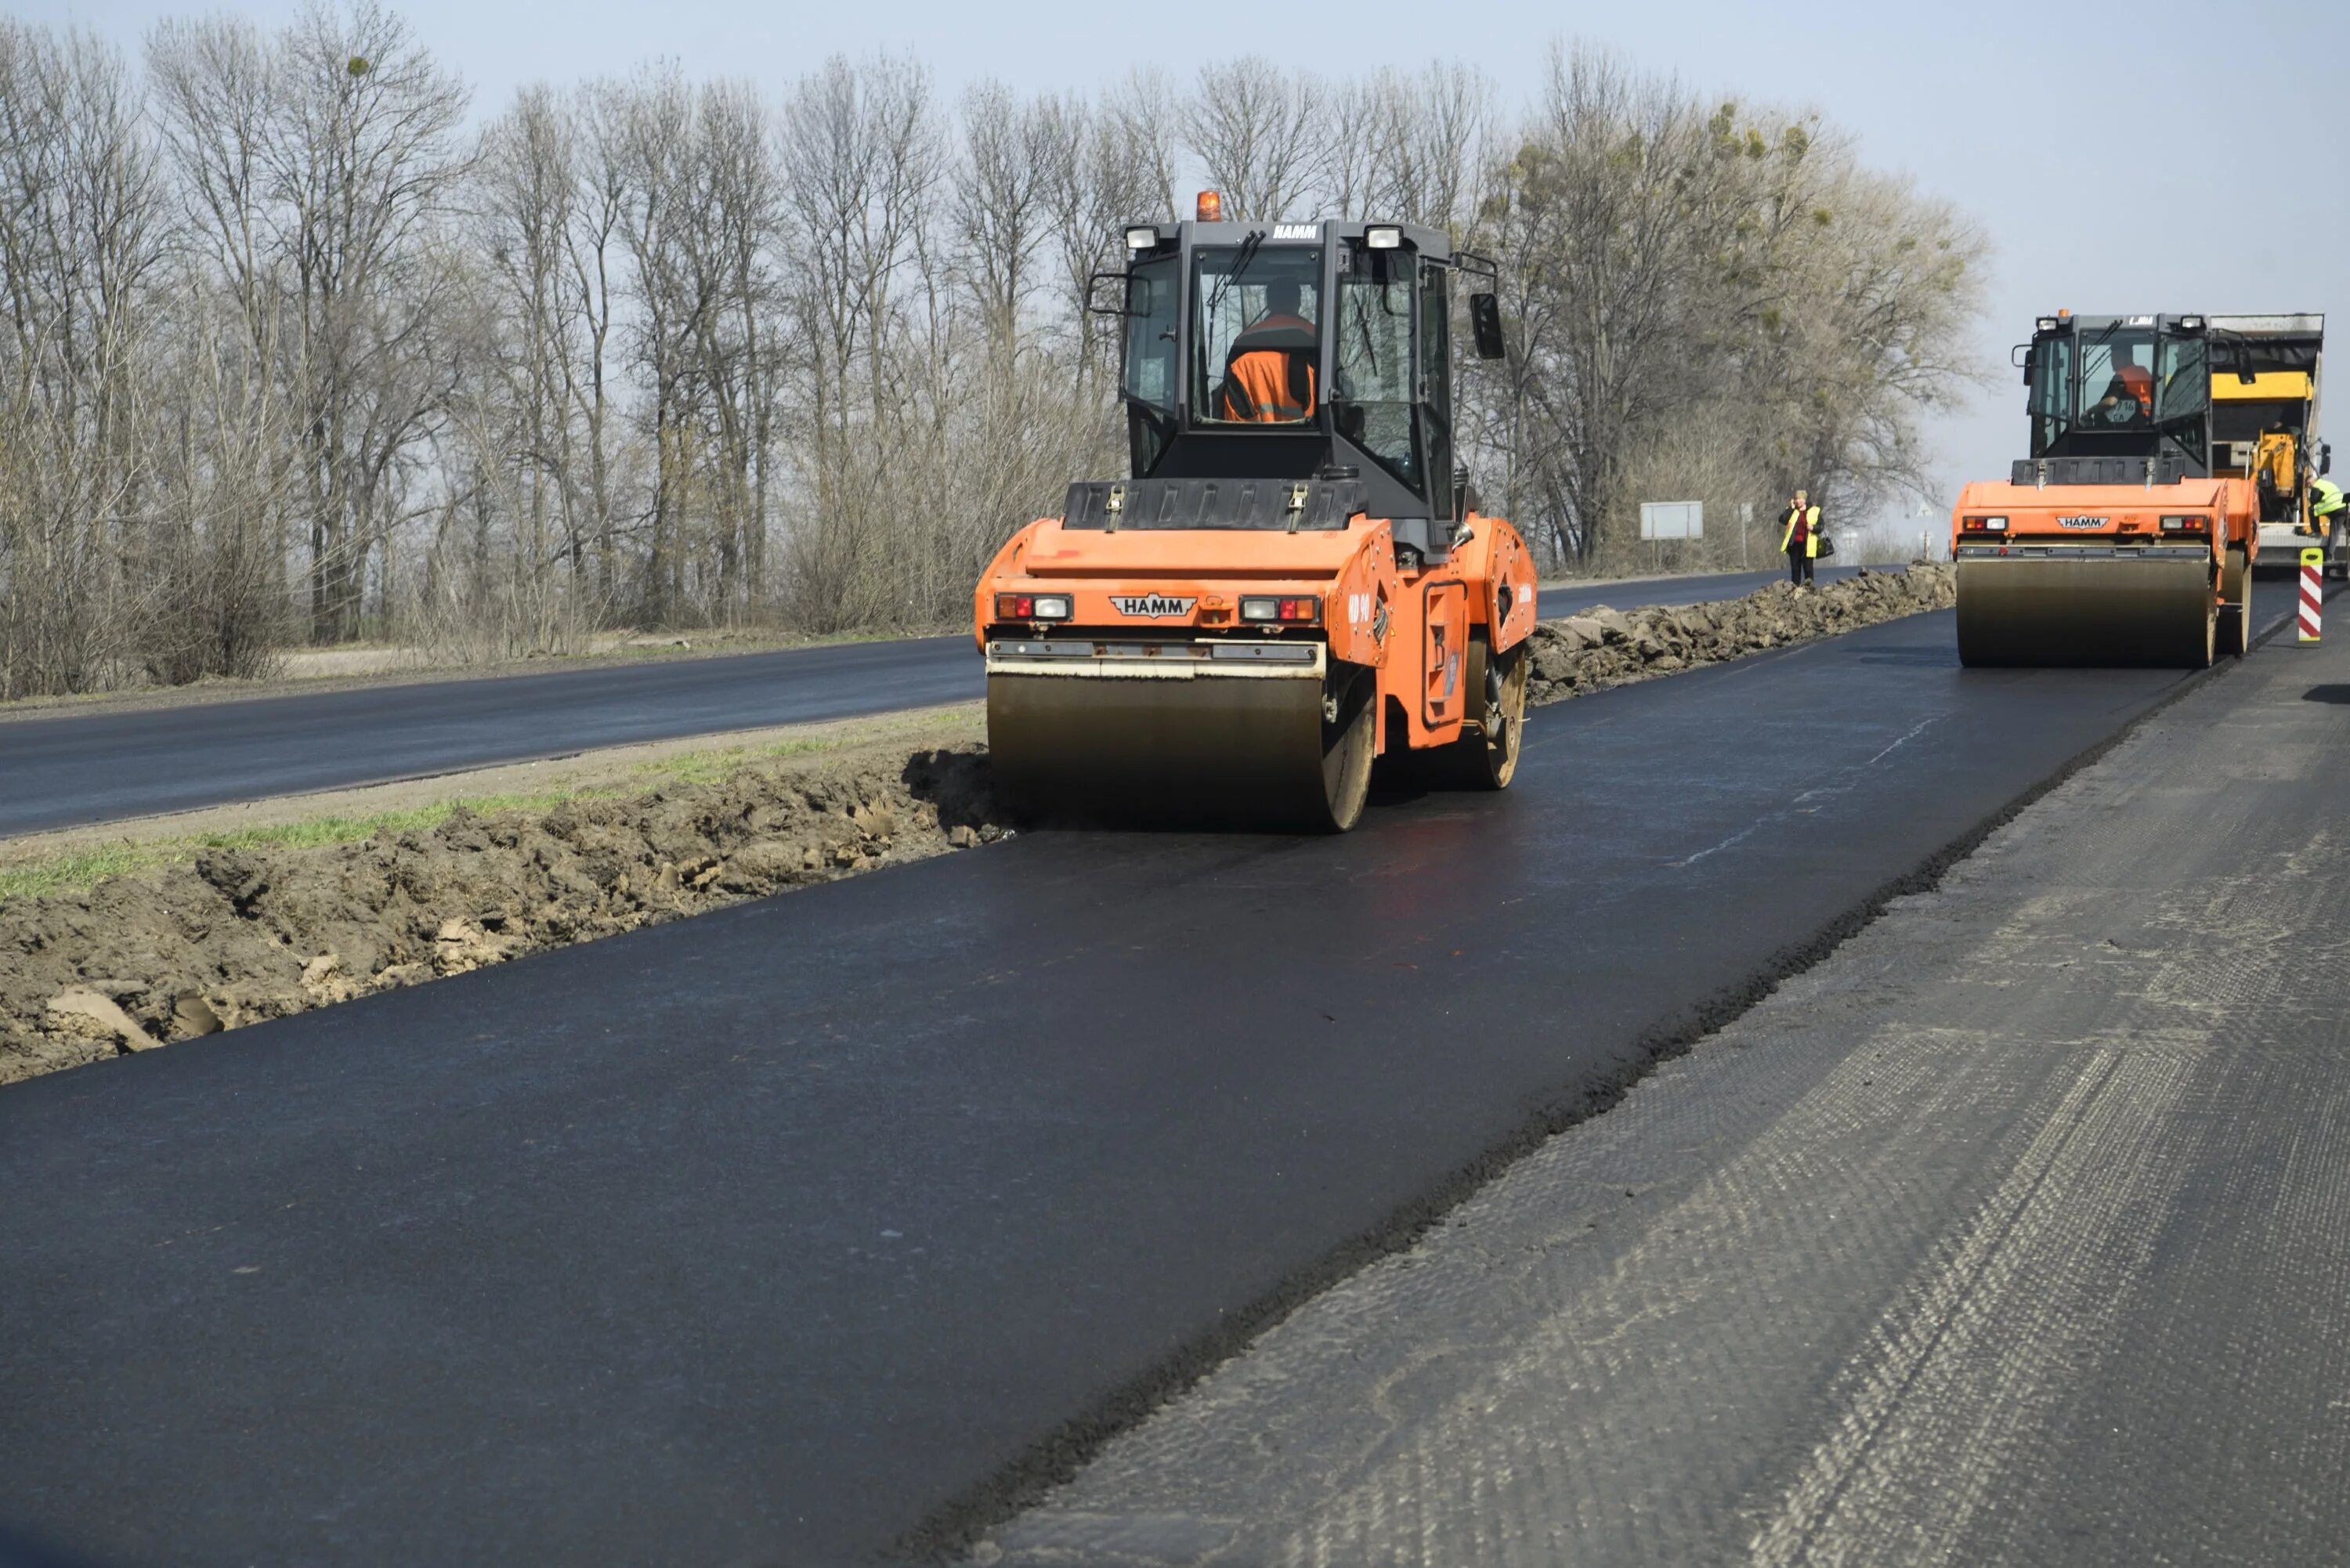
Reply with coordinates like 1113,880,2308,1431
2313,479,2345,518
1780,505,1822,558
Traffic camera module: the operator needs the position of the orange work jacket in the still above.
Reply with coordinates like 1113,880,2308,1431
1220,313,1318,423
2117,363,2153,415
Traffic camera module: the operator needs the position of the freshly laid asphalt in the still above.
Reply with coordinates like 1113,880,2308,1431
0,601,2225,1568
992,585,2350,1568
0,565,1875,840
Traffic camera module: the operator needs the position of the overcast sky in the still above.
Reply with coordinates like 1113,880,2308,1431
27,0,2350,534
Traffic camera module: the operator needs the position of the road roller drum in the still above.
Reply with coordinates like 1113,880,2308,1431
985,644,1376,831
1956,553,2215,668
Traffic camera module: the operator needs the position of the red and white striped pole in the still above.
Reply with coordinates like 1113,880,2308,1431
2301,547,2324,645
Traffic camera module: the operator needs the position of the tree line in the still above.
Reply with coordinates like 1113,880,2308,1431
0,5,1986,699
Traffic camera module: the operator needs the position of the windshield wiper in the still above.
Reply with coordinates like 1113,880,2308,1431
1201,230,1264,330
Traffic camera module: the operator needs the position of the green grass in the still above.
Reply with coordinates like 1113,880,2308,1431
0,789,599,906
634,735,842,786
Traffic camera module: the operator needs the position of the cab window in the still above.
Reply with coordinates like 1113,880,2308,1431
1192,245,1321,426
1334,246,1415,484
1122,255,1180,472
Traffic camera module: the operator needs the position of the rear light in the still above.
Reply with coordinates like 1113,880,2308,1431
1963,516,2008,532
1239,595,1321,623
994,593,1072,620
2158,515,2207,533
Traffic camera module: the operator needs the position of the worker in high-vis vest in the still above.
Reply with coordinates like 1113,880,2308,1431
2310,474,2345,537
2092,347,2154,424
1780,490,1823,587
1218,277,1318,424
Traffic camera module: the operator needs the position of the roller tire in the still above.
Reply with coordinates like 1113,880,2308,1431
1314,665,1376,832
1424,633,1527,790
2219,547,2251,658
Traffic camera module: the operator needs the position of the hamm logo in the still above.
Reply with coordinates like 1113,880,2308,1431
1109,594,1196,619
2056,516,2108,529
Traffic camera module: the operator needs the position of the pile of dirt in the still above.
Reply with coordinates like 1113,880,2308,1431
1525,565,1954,706
0,747,1004,1086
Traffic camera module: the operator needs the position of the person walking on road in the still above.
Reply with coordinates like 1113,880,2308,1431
1781,490,1823,587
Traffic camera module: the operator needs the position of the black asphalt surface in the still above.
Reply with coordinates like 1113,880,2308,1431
0,566,1875,840
0,605,2221,1568
992,591,2350,1568
0,636,975,839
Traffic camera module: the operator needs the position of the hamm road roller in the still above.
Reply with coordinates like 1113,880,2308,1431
974,201,1538,831
1954,311,2260,667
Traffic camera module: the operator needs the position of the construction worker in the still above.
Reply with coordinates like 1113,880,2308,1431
1780,490,1823,587
2312,473,2345,537
1218,278,1318,424
2092,346,2154,424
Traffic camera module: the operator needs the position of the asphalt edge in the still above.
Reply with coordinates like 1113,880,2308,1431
900,599,2301,1564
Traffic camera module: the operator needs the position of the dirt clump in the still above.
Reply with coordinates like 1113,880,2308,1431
0,746,1003,1086
1525,565,1954,706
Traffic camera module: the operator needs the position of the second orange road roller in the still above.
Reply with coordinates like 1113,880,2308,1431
974,203,1538,831
1954,311,2260,667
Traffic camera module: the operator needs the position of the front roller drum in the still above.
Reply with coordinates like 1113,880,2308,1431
988,664,1376,832
1957,556,2215,669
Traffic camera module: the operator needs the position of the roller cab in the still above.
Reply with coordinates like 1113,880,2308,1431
975,209,1537,831
1955,313,2259,667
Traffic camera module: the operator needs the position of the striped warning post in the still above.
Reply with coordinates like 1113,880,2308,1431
2301,547,2324,644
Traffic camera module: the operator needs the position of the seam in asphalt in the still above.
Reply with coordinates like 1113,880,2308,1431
898,589,2322,1564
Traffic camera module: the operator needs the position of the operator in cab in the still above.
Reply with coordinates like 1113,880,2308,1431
1218,277,1318,424
2090,345,2155,424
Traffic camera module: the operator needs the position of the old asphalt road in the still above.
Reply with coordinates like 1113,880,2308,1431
0,594,2225,1568
987,596,2350,1567
0,566,1873,839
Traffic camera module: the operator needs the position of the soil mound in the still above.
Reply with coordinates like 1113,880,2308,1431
1525,565,1954,706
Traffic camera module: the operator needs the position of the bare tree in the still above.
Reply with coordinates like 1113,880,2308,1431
5,22,1992,695
0,26,168,695
1188,58,1326,222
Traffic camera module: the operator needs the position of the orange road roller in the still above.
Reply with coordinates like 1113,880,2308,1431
1955,312,2259,667
975,205,1537,830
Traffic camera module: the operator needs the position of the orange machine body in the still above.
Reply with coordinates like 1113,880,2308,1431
1949,475,2260,565
975,508,1537,757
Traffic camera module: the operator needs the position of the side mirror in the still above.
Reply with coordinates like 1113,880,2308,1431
1469,292,1506,360
2324,443,2333,477
2019,345,2034,385
1087,269,1138,317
